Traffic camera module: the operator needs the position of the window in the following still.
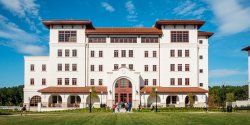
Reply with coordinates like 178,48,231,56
178,64,182,71
178,78,182,85
141,37,158,43
185,78,190,85
199,55,203,59
110,37,137,43
58,49,62,57
170,50,175,57
170,78,175,85
88,37,106,43
91,79,94,85
99,51,103,57
199,40,203,44
153,51,157,57
42,64,46,71
65,49,70,57
121,50,126,57
178,50,182,57
99,79,103,85
170,64,175,71
144,65,148,71
200,83,203,87
72,49,77,57
144,79,148,85
185,50,189,57
57,78,62,85
153,79,157,86
30,78,34,85
42,78,46,85
200,69,203,73
91,65,95,71
65,64,70,71
65,78,69,85
99,65,103,71
144,51,148,57
185,64,190,71
129,64,133,70
91,51,95,57
114,50,118,57
58,31,77,42
72,64,77,71
72,78,77,85
121,64,126,67
153,65,157,71
114,64,118,70
129,50,133,57
30,64,34,71
171,31,189,42
58,64,62,71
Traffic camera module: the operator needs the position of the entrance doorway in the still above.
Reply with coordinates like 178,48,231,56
115,78,132,103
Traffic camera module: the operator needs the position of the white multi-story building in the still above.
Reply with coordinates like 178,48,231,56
24,20,213,109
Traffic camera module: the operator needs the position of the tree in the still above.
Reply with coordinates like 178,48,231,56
90,87,98,99
226,93,235,102
149,87,156,99
187,93,194,107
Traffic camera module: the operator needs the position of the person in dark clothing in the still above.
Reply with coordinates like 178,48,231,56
21,105,27,116
151,106,155,111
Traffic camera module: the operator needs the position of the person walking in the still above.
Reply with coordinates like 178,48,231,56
21,105,27,116
128,102,132,112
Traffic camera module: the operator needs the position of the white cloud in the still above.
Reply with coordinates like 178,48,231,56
173,0,206,19
209,69,247,78
0,0,41,33
205,0,250,36
0,14,47,55
125,1,138,22
101,2,115,12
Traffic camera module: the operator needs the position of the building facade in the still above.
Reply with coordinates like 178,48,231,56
24,20,213,109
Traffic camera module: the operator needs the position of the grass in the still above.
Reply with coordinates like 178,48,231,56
0,112,250,125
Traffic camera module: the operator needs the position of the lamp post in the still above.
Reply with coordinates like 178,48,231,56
144,91,146,107
222,82,225,112
101,91,103,108
155,88,158,112
89,89,92,113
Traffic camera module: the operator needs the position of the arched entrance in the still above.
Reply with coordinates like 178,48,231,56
48,95,62,107
115,78,132,103
30,96,41,107
185,95,198,106
147,95,160,107
67,95,81,107
86,96,100,108
166,96,178,106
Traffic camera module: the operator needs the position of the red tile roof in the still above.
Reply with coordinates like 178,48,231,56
42,20,94,29
86,28,162,35
140,87,208,93
38,86,107,93
155,20,205,29
242,46,250,51
198,31,214,38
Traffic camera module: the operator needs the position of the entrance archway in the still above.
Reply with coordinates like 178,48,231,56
67,95,81,107
114,78,132,103
147,95,160,107
48,95,62,107
30,95,41,107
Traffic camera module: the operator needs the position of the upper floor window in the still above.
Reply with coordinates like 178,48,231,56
88,37,106,43
57,78,62,85
144,79,148,85
170,78,175,85
65,49,70,57
129,50,133,57
58,31,77,42
144,51,148,58
200,83,203,87
144,65,148,71
42,64,46,71
200,69,203,73
170,64,175,71
199,55,203,59
199,40,203,44
65,78,69,85
65,64,70,71
99,51,103,57
178,64,182,71
185,78,190,85
114,50,119,57
72,64,77,71
153,51,157,57
121,50,126,57
111,37,137,43
153,65,157,71
58,64,62,71
129,64,133,70
91,65,95,71
91,51,95,57
170,50,175,57
30,78,34,85
185,50,189,57
178,50,182,57
114,64,118,70
30,64,34,71
58,49,62,57
141,37,158,43
185,64,190,71
72,49,77,57
91,79,94,85
99,79,103,85
99,65,103,71
178,78,182,85
72,78,77,85
153,79,157,86
171,31,189,42
42,78,46,85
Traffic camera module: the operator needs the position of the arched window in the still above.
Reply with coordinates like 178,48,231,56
30,96,41,106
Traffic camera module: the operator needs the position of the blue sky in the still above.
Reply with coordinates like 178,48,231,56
0,0,250,87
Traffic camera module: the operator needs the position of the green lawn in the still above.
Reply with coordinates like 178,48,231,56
0,112,250,125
